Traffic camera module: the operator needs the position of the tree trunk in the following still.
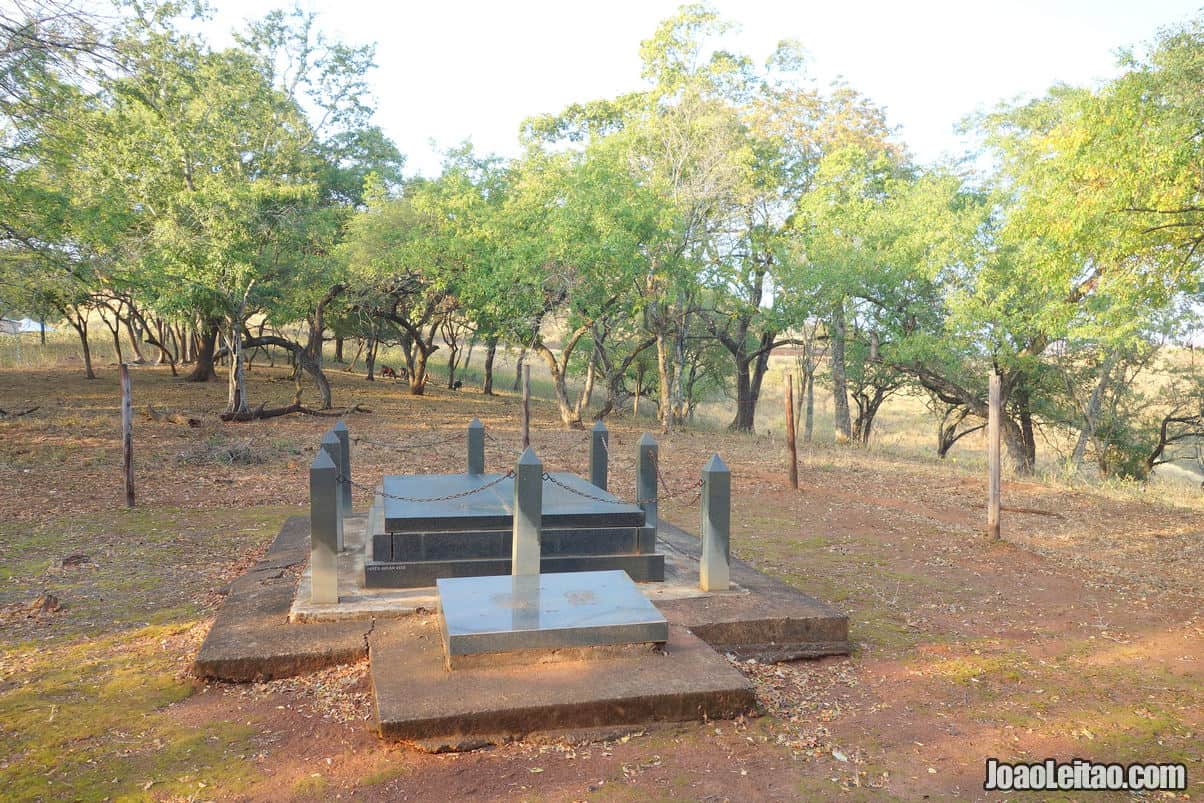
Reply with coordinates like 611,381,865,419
410,347,430,395
185,322,219,382
512,348,526,392
1071,353,1116,469
655,334,673,432
68,312,96,380
730,358,755,431
225,326,249,417
483,337,498,395
1015,385,1037,474
853,388,888,445
575,348,597,418
102,309,123,364
1001,415,1034,476
830,304,852,443
365,333,377,381
345,338,363,372
123,314,146,363
334,335,344,363
534,344,583,428
803,369,815,443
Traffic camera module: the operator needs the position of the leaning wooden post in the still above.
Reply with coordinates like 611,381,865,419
332,420,352,512
521,364,531,449
512,447,542,576
121,364,134,508
590,420,608,490
309,450,339,604
700,454,731,591
987,373,1002,540
636,433,658,553
467,417,485,475
785,372,799,490
320,431,345,551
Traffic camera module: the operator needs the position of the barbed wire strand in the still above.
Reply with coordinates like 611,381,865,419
352,433,463,452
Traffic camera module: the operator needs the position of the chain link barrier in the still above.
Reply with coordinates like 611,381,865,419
541,470,702,507
341,471,514,504
348,426,703,506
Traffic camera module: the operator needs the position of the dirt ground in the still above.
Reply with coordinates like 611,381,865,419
0,362,1200,802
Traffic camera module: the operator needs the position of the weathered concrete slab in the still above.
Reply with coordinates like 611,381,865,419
654,520,850,660
437,570,667,669
371,616,754,743
193,516,372,682
382,472,645,532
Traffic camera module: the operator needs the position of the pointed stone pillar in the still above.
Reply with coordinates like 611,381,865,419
320,430,345,551
467,417,485,475
512,447,543,576
332,420,352,512
700,454,731,592
309,450,339,604
635,433,658,554
590,420,608,490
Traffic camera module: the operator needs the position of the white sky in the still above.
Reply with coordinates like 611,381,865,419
200,0,1201,176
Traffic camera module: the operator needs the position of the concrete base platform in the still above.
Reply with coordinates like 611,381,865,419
371,616,755,744
654,520,850,661
198,511,848,689
193,517,371,681
288,515,849,661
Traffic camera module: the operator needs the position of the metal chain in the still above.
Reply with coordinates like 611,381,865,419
540,471,635,505
658,476,705,504
540,470,702,507
341,471,514,504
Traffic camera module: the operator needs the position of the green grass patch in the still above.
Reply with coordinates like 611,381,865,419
0,624,259,802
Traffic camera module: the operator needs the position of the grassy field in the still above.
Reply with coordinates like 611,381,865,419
0,333,1200,801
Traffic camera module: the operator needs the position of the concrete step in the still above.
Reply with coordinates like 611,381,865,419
364,552,666,589
371,616,754,745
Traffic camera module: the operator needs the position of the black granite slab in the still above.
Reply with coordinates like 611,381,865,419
364,552,666,589
388,526,642,562
381,472,645,532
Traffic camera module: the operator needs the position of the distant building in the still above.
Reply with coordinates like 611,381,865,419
0,318,54,335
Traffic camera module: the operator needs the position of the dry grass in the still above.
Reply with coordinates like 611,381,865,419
0,346,1200,800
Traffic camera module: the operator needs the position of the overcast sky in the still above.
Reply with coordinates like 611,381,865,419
200,0,1200,176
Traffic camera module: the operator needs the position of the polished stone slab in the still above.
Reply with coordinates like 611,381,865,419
388,526,642,562
381,472,645,533
437,570,668,666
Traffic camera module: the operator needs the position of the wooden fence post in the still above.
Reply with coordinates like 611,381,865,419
121,364,134,508
785,372,798,490
987,373,1002,540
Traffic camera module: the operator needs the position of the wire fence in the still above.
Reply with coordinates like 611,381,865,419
347,425,704,506
352,433,464,452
